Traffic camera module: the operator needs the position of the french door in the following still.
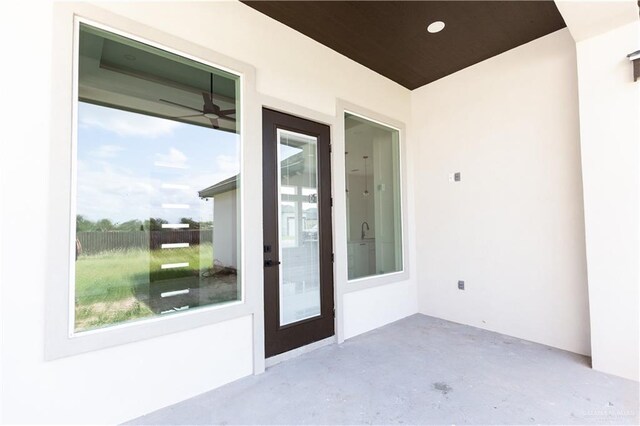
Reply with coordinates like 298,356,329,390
262,108,334,358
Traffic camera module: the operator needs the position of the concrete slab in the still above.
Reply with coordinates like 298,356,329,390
125,314,639,425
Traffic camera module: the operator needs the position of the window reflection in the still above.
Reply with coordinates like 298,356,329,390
278,130,321,325
74,24,241,332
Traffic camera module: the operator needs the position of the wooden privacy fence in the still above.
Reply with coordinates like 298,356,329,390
77,230,213,254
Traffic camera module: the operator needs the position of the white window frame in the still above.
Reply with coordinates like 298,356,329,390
337,100,411,293
45,5,261,361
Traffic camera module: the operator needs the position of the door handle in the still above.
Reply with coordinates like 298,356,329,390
264,259,281,267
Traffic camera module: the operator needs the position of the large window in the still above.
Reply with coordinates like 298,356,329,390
345,113,402,280
73,24,241,332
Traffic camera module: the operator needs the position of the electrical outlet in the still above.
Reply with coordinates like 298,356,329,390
458,280,465,290
454,172,461,182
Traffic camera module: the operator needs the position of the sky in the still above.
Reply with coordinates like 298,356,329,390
76,102,241,224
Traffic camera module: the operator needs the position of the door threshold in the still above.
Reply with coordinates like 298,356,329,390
265,335,336,368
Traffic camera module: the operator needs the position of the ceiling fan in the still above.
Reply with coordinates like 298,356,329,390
159,73,235,129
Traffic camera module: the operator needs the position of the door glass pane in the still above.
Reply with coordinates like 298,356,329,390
345,113,403,280
278,129,321,325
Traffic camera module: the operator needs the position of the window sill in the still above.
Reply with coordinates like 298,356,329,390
46,299,253,361
343,269,410,294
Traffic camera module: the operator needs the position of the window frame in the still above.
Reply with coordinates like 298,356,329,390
45,8,259,360
69,19,245,337
338,102,411,293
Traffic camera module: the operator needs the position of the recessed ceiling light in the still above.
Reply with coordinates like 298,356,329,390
427,21,445,34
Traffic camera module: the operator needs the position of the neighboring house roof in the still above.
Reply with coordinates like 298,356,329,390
199,151,308,198
198,153,312,198
199,175,238,198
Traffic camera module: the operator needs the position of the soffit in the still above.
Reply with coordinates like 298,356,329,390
242,1,567,90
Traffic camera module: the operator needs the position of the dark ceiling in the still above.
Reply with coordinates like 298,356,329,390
242,1,566,90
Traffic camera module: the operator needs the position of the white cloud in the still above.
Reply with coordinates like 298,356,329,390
79,103,182,138
155,148,188,169
76,160,218,224
216,154,240,175
76,152,242,224
91,144,124,159
76,160,156,223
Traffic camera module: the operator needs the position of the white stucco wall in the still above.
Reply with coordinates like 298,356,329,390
0,1,416,424
3,0,635,423
213,190,238,269
574,21,640,381
412,29,591,356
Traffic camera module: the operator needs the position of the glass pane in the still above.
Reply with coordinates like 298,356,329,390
345,113,402,280
74,24,241,332
278,130,321,325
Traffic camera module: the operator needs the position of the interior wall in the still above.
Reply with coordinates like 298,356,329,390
574,21,639,381
412,28,591,356
0,1,415,424
347,175,376,240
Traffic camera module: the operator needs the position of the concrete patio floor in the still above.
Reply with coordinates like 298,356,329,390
126,314,639,425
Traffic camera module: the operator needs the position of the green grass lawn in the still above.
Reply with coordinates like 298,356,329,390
75,244,214,331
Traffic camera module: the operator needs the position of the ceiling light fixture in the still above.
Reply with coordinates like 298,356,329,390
427,21,445,34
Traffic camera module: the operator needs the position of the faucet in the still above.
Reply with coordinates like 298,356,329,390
361,221,370,240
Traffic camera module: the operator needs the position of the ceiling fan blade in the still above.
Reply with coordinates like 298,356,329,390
208,117,220,130
218,115,236,122
219,109,236,115
159,99,202,114
175,114,205,119
202,92,215,111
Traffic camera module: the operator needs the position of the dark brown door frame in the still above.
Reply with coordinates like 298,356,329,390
262,108,334,358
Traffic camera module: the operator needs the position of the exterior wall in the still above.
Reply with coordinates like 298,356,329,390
412,29,591,356
213,190,238,269
3,0,633,424
0,1,415,424
575,21,640,381
343,280,417,339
